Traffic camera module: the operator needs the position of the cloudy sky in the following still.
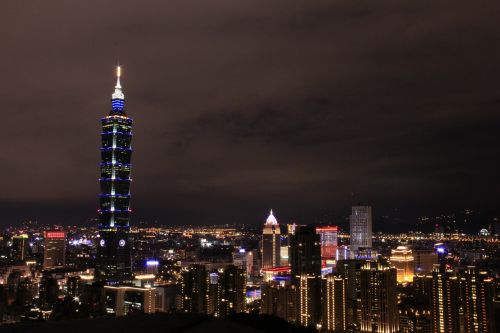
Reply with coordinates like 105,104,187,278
1,0,500,228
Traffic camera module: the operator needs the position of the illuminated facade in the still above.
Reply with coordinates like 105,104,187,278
43,231,66,269
299,273,321,327
359,261,399,333
103,286,155,316
11,234,29,262
261,281,298,322
262,210,281,268
181,264,207,314
350,206,372,253
322,275,347,332
216,265,246,318
431,265,459,333
316,226,338,265
96,66,133,283
459,267,496,333
390,245,414,283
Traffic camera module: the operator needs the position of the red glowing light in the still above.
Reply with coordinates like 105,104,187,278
46,232,65,239
316,226,338,232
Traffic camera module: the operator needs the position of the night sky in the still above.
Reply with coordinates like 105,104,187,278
1,0,500,228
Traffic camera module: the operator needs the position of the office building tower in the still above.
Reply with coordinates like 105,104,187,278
96,66,133,283
289,226,322,327
289,225,322,278
413,249,438,274
322,274,347,332
299,273,321,328
181,264,207,314
431,265,459,333
217,265,246,318
413,274,433,303
459,266,496,333
336,259,366,327
206,271,220,316
43,231,66,269
261,281,298,323
262,210,281,268
359,261,399,333
349,206,372,253
11,234,29,262
103,286,155,316
390,245,414,284
316,226,338,266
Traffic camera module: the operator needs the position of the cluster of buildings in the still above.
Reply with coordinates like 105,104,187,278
0,68,497,332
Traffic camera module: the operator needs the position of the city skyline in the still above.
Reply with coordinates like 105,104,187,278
0,1,498,331
2,0,500,228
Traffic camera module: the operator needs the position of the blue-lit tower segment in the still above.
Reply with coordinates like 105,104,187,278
96,66,133,283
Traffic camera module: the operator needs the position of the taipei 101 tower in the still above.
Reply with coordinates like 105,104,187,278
95,66,133,283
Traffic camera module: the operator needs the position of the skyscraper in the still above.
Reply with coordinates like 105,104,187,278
181,264,207,314
390,245,414,284
11,234,29,262
289,225,322,278
43,231,66,269
359,261,399,333
290,226,322,327
95,66,133,283
322,274,347,332
349,206,372,253
459,266,496,333
413,249,438,274
316,226,338,266
431,265,459,333
262,210,281,268
217,265,246,318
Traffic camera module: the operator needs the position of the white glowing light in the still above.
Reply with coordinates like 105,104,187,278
112,65,124,100
265,209,278,225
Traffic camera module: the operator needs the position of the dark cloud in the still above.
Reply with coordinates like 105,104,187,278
1,0,500,228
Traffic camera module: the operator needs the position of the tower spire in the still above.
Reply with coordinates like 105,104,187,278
266,209,278,225
112,65,124,100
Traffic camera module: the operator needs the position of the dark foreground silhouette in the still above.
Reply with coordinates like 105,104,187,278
0,313,316,333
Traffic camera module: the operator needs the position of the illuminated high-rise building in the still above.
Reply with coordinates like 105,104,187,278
359,261,399,333
336,259,366,327
103,286,155,316
262,210,281,268
11,234,29,262
95,66,133,283
290,225,321,278
290,226,322,328
413,249,438,274
322,274,347,332
349,206,372,253
217,265,246,318
431,265,459,333
299,273,321,328
43,231,66,269
316,226,338,266
181,264,207,314
390,245,414,284
261,281,298,323
459,266,496,333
